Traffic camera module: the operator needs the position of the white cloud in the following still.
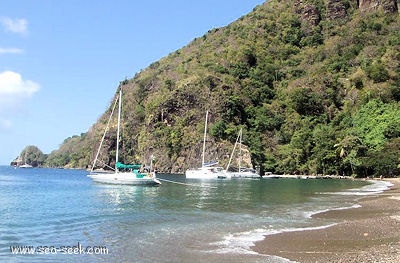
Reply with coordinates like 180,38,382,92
0,71,39,96
0,47,24,54
0,71,40,129
0,17,28,35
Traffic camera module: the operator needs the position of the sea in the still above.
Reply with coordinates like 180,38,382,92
0,166,392,263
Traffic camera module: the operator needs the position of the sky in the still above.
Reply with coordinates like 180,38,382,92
0,0,265,165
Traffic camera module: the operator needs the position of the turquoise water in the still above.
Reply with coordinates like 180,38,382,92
0,166,391,262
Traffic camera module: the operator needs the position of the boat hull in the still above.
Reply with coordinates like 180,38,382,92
88,172,161,186
19,164,33,168
185,167,225,179
225,171,260,179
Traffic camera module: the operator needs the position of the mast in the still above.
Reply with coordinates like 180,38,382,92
202,111,208,167
115,90,122,172
90,93,119,172
225,128,241,172
238,128,242,172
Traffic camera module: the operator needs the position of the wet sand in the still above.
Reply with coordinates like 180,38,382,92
252,178,400,262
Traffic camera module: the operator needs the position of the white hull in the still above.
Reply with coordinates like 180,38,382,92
19,164,33,168
225,171,260,179
88,172,161,186
185,167,225,179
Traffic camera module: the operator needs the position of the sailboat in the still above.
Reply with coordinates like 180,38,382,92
19,163,33,168
185,111,225,179
224,128,259,179
87,90,161,186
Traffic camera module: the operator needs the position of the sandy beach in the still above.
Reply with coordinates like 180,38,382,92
252,178,400,262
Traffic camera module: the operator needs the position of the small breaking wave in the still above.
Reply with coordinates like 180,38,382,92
209,224,336,256
318,180,393,196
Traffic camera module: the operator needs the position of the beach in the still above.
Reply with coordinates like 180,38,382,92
252,178,400,262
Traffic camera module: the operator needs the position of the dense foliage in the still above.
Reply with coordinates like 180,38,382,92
13,146,47,167
41,0,399,177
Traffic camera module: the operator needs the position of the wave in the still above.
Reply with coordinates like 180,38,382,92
303,203,362,219
209,223,337,257
318,180,393,196
208,180,392,257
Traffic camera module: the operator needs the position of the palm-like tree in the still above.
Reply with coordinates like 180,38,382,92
334,135,363,176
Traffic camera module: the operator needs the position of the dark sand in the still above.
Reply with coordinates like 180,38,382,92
252,178,400,262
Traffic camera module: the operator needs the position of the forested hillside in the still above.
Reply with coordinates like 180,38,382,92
44,0,400,177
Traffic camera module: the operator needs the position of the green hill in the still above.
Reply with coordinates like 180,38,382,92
45,0,400,177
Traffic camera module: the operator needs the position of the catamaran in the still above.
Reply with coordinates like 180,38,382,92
87,90,161,186
185,111,225,179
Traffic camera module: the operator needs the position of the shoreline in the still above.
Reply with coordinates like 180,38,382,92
252,178,400,262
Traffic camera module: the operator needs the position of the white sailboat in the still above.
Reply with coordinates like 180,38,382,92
88,90,161,186
185,111,225,179
19,163,33,168
224,128,259,179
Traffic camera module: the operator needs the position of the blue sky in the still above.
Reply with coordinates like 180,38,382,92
0,0,265,164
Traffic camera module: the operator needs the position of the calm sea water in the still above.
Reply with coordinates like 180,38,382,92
0,166,391,263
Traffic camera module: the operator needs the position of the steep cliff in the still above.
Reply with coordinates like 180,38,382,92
46,0,400,177
359,0,398,13
327,0,349,19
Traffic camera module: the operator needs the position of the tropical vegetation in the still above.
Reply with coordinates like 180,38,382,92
16,1,400,177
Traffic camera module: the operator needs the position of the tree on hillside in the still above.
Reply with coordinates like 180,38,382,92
21,146,46,167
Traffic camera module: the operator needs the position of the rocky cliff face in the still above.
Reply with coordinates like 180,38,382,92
294,1,321,26
294,0,350,26
327,0,349,19
359,0,398,13
296,0,398,20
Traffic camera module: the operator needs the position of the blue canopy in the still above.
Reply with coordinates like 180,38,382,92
116,162,141,169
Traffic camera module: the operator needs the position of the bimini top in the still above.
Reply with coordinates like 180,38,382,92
203,161,219,167
116,162,142,170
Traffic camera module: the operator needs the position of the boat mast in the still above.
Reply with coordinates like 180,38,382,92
90,93,119,172
202,111,208,167
115,90,122,172
225,128,241,172
238,128,242,172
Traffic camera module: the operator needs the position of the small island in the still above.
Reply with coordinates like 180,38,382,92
10,145,46,168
